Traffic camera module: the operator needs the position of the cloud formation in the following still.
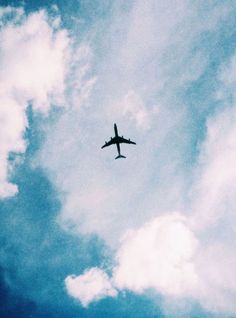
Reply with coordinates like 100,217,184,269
6,0,232,316
0,7,69,198
65,267,117,307
54,2,236,316
68,47,236,312
39,0,235,239
113,213,198,296
64,213,198,306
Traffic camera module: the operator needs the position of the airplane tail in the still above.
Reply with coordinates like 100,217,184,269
115,155,126,159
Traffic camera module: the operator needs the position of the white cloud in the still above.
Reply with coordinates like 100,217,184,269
113,213,199,296
64,213,199,308
65,208,236,314
0,7,70,198
65,267,117,307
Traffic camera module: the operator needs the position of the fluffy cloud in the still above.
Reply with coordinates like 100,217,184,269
65,207,236,314
113,213,198,296
0,7,69,198
64,214,199,307
65,268,117,307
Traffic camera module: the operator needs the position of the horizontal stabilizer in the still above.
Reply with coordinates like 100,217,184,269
115,155,126,160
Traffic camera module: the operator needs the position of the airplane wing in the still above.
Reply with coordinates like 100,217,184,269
101,137,117,148
118,136,136,145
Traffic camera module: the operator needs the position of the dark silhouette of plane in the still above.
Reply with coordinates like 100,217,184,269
101,123,136,159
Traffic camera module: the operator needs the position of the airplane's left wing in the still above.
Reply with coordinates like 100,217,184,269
101,137,117,148
118,136,136,145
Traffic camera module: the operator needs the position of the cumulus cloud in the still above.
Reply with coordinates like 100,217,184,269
64,213,199,307
113,213,198,296
65,207,236,314
65,267,117,307
0,7,69,198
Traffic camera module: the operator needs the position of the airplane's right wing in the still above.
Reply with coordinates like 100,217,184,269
101,137,117,148
118,136,136,145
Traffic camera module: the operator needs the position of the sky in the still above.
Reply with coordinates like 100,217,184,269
0,0,236,317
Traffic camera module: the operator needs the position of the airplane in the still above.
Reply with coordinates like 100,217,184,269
101,123,136,159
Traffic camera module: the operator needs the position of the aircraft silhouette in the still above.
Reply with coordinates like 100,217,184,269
101,123,136,159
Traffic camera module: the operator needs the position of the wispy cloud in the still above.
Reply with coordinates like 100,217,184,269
39,0,234,240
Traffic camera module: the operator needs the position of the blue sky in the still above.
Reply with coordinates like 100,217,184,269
1,1,236,317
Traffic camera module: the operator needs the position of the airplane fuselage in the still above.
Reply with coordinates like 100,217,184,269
113,124,123,159
114,123,119,137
